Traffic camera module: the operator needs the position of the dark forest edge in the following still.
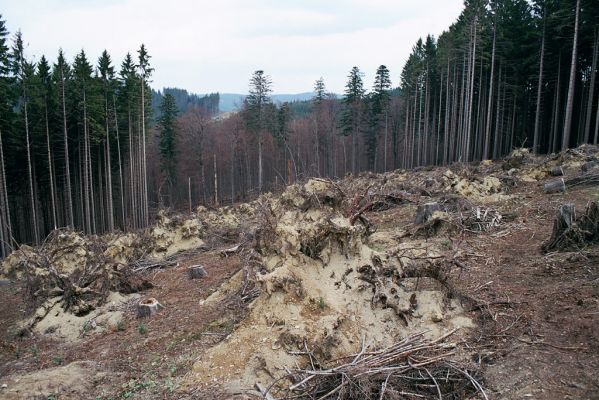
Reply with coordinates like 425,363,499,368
0,0,597,257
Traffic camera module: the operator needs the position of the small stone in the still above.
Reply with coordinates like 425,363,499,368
431,313,443,323
1,384,7,389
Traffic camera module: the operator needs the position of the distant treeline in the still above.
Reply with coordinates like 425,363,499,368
151,88,219,118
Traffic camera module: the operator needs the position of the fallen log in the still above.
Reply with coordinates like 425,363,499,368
544,178,566,194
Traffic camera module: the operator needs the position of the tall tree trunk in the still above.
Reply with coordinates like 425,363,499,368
0,128,12,256
60,67,73,228
444,58,451,165
23,89,39,243
45,100,57,229
141,79,149,226
553,54,563,153
83,88,92,233
493,63,503,160
128,109,136,229
562,0,581,150
465,16,478,162
533,10,546,153
113,97,125,230
104,95,114,231
484,21,496,159
383,110,388,172
584,30,598,143
213,153,218,205
258,131,263,192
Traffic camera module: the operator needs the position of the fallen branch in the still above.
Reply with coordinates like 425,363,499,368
264,330,486,400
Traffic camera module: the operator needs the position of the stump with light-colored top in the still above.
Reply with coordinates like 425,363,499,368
137,297,164,318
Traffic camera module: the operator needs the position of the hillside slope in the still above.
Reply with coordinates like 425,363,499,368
1,146,598,399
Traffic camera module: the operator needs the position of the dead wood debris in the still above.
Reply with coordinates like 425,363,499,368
263,330,486,400
542,201,599,252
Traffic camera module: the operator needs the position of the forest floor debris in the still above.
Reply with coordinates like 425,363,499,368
1,145,599,399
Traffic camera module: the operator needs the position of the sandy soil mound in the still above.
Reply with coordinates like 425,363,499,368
184,179,475,393
0,210,217,341
1,361,105,399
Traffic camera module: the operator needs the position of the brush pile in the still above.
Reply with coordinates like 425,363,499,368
265,330,486,400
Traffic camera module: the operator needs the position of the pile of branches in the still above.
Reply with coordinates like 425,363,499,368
565,173,599,189
462,207,502,232
263,330,486,400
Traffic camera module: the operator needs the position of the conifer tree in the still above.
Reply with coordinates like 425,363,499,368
243,70,272,193
12,31,39,243
0,15,12,256
340,66,365,174
53,49,74,228
98,50,115,231
369,65,391,171
137,44,152,226
158,93,178,204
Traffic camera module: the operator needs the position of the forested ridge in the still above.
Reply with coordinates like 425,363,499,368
0,0,597,256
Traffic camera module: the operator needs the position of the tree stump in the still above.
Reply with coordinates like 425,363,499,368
415,202,441,224
137,298,164,318
543,178,566,194
559,204,576,228
550,166,564,177
542,204,577,252
188,265,208,279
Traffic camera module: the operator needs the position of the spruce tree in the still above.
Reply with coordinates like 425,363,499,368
52,49,74,228
340,66,365,174
12,31,39,243
98,50,115,231
0,15,12,256
368,65,391,171
137,44,152,226
243,70,272,193
158,92,178,205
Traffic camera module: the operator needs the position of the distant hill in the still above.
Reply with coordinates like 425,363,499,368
218,92,316,113
152,88,219,119
153,89,324,115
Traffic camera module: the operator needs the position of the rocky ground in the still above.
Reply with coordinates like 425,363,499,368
0,147,598,399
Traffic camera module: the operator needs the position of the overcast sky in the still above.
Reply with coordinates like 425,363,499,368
2,0,463,94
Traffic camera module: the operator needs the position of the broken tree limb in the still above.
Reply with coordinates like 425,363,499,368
564,173,599,189
544,178,566,194
255,383,276,400
188,265,208,279
220,243,241,257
